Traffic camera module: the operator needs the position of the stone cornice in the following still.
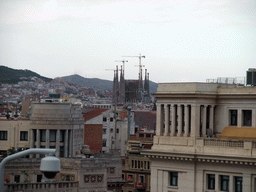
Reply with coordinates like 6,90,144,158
141,150,256,166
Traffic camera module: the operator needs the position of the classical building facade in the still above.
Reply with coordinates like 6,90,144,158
142,82,256,192
0,102,84,158
29,102,84,158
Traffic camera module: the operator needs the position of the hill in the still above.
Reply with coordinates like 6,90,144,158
62,74,158,93
0,66,52,84
61,74,113,90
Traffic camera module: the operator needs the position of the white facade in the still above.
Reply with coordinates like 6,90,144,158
142,82,256,192
29,102,84,158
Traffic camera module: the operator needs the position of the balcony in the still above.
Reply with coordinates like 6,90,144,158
136,182,145,189
150,136,256,159
4,181,79,192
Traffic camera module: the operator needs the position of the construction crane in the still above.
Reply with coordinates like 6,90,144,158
122,54,145,90
115,60,128,78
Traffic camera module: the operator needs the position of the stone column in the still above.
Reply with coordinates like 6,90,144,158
30,129,34,148
229,175,234,192
171,105,176,136
191,104,200,137
69,130,73,157
46,129,50,148
238,109,242,127
164,104,170,136
64,130,69,157
36,129,40,158
209,105,215,136
243,174,252,192
184,105,189,137
253,109,256,128
30,129,34,158
156,104,164,136
177,104,182,136
202,106,207,137
56,129,60,157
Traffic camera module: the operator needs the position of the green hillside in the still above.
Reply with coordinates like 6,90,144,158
0,66,52,84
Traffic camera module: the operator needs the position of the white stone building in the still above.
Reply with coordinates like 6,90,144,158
29,102,84,157
0,102,84,158
142,82,256,192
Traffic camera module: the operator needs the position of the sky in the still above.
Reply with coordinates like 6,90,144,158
0,0,255,83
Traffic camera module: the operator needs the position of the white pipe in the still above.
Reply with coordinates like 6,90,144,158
0,148,56,190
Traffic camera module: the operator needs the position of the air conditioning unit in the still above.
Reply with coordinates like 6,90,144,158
247,68,256,86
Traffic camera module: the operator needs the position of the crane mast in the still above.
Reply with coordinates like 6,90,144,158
122,54,145,91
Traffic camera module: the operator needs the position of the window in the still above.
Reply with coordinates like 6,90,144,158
40,130,46,142
110,117,113,122
60,146,64,157
235,176,243,192
139,175,144,183
169,172,178,186
20,131,28,141
109,167,115,174
243,110,252,126
50,130,56,142
110,129,113,133
103,117,107,122
37,175,42,182
102,140,106,147
103,129,106,134
60,130,65,142
207,174,215,190
0,131,7,140
230,110,238,126
14,175,20,183
116,129,119,133
220,175,229,191
127,174,133,181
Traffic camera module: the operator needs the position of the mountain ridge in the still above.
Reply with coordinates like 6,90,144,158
61,74,158,93
0,66,158,93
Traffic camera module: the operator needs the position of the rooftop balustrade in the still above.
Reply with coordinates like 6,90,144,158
4,181,79,192
152,136,256,158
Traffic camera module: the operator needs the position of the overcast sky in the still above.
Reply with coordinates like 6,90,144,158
0,0,255,83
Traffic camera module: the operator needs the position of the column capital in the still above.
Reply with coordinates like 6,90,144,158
164,103,169,107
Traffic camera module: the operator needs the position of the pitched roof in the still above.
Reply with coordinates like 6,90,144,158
82,107,109,122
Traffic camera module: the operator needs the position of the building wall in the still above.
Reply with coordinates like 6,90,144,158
4,153,123,192
151,158,255,192
84,124,103,152
0,120,30,153
122,154,151,192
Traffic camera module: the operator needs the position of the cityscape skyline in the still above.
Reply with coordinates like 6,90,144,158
0,0,255,83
